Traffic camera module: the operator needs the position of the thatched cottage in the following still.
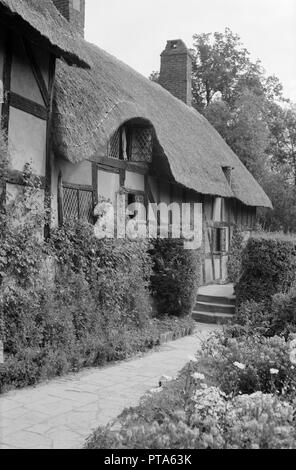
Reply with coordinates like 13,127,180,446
1,0,272,285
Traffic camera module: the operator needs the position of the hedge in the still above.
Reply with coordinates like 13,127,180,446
236,233,296,308
150,238,201,317
227,225,244,285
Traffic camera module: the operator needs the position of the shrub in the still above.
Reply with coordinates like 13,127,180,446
227,226,244,285
150,239,201,317
223,392,296,449
191,388,296,449
236,234,296,308
50,221,153,328
233,300,274,337
232,290,296,339
271,288,296,337
198,331,296,398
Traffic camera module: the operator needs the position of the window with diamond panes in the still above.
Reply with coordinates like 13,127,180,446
130,127,153,163
63,186,93,224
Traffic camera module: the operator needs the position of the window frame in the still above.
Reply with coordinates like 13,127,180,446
107,123,153,163
60,182,94,225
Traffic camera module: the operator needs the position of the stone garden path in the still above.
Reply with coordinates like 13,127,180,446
0,323,218,449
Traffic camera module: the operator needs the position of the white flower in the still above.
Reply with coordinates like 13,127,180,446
234,362,246,370
192,372,205,381
270,368,279,375
188,355,198,363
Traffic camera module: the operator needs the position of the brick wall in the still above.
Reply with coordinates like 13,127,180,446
52,0,85,37
159,40,192,106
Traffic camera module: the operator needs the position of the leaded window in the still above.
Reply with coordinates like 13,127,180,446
107,124,153,163
62,184,93,224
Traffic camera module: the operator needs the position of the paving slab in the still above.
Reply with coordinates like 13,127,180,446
0,323,218,449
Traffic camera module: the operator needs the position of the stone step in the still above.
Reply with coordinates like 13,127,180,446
192,310,234,325
197,294,236,306
195,301,235,315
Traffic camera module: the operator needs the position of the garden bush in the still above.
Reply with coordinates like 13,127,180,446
231,289,296,339
232,300,274,337
197,330,296,398
236,233,296,308
50,220,153,328
271,288,296,337
227,225,244,285
149,238,201,317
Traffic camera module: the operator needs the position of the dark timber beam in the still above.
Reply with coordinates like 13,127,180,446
44,55,56,238
57,171,64,227
93,156,149,175
92,162,98,207
23,38,50,108
1,31,12,133
10,92,48,120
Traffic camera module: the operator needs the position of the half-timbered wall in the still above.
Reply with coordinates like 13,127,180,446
1,25,55,236
202,195,256,285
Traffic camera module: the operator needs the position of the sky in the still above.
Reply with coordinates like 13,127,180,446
85,0,296,102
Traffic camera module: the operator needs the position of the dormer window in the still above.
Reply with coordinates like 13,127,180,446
107,121,153,163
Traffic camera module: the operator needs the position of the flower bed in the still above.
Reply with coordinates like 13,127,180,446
86,326,296,449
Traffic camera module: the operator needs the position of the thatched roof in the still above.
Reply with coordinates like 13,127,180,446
0,0,89,67
53,41,272,208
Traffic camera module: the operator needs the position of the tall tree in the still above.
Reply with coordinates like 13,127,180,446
268,103,296,185
191,28,255,109
203,90,270,177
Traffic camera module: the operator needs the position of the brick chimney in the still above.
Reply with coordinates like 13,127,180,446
52,0,85,37
159,40,192,106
